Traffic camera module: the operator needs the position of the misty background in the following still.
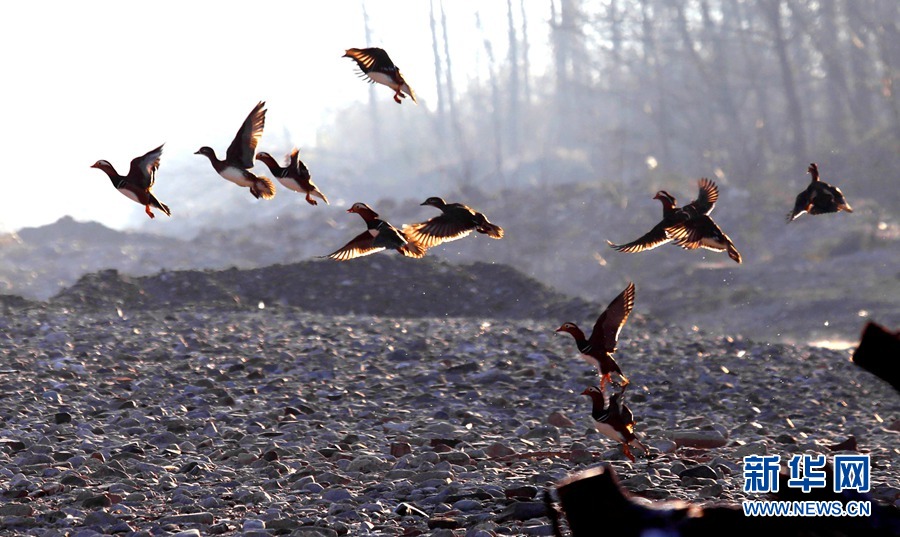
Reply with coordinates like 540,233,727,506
1,0,898,345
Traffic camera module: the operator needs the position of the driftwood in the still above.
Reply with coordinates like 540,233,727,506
546,464,899,537
851,321,900,392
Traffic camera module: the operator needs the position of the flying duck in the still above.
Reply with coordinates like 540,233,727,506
788,163,853,222
195,101,276,200
401,197,503,252
324,202,425,261
666,212,743,264
343,47,417,104
607,178,718,253
256,149,328,205
91,144,171,219
581,386,647,462
557,282,635,391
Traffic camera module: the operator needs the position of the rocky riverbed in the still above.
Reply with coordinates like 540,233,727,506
0,261,897,536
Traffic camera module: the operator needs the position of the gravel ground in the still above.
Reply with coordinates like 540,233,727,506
0,289,897,535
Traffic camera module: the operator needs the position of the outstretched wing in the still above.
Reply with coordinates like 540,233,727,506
226,101,266,169
323,231,382,261
667,216,722,251
589,282,635,353
669,216,742,263
127,144,164,189
343,47,396,74
288,148,311,182
686,178,718,215
402,215,474,250
607,221,672,253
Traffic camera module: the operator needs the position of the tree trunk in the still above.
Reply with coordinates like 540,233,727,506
761,0,808,162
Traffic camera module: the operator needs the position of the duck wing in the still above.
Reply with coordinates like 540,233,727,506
126,144,164,189
226,101,266,169
589,282,635,353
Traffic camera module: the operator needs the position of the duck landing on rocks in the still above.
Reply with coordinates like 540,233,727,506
580,386,647,462
556,282,635,391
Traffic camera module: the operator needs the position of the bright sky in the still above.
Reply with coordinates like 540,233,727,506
0,1,548,233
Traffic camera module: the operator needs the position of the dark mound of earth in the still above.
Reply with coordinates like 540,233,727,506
50,257,635,324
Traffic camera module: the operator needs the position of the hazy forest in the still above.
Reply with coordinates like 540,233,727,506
324,0,899,201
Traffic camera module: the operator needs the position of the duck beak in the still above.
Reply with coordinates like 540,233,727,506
555,326,566,333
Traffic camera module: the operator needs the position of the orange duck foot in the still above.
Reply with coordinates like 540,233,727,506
393,91,403,104
599,374,611,392
622,444,636,462
144,205,155,219
306,194,318,206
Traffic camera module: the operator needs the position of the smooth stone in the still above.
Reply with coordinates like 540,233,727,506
547,411,575,428
347,455,386,473
678,464,718,480
452,499,482,512
733,441,768,457
160,512,215,525
485,442,515,458
321,488,353,502
498,501,548,521
670,430,727,449
0,504,34,516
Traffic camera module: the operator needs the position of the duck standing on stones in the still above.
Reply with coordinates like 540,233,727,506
557,282,635,391
195,101,276,200
256,149,328,205
343,47,417,104
608,178,718,254
581,386,647,462
788,163,853,222
91,144,171,219
402,197,503,252
324,202,425,261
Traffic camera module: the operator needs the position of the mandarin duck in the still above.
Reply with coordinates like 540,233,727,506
343,47,417,104
582,386,647,462
607,178,718,253
401,197,503,252
256,149,328,205
665,179,741,263
324,202,425,261
195,101,276,200
788,163,853,222
666,212,743,263
91,144,171,219
557,282,635,391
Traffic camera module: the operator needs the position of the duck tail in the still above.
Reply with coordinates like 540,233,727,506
151,194,171,217
399,237,427,259
254,176,276,200
311,189,329,205
727,241,742,264
477,221,504,239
